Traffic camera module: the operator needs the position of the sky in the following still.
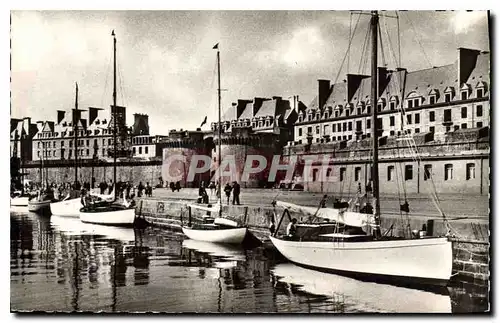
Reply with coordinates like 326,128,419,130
10,10,490,135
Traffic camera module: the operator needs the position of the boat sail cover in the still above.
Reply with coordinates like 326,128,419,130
188,201,222,213
276,201,375,228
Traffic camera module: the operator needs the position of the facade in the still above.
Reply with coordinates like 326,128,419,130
132,135,168,158
209,96,301,187
285,47,490,195
30,106,131,162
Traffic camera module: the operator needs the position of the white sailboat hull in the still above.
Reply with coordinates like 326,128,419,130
182,227,247,244
50,198,82,217
28,199,51,213
269,236,453,285
11,196,29,207
79,207,136,227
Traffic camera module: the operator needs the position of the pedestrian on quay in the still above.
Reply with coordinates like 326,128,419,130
170,182,176,192
232,181,241,205
126,182,132,199
108,180,113,194
146,182,152,197
223,182,232,205
138,181,144,197
198,182,208,204
99,180,106,194
208,181,216,196
175,181,181,192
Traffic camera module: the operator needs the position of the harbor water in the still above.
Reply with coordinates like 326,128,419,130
10,210,489,313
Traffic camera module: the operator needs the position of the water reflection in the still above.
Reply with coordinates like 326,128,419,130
271,263,452,313
10,212,489,313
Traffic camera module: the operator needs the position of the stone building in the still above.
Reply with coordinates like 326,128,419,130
161,128,213,188
209,96,301,187
285,47,490,195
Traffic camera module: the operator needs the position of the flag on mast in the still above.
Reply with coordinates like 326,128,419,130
213,43,219,49
200,116,208,128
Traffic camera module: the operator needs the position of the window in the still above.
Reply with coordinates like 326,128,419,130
355,167,361,181
477,88,484,98
387,165,394,181
445,93,452,102
37,142,40,148
377,104,382,112
94,139,98,146
408,100,413,109
429,111,435,122
69,150,72,158
461,107,467,118
367,106,371,114
407,114,412,125
461,91,468,100
429,96,436,105
133,147,136,154
102,149,105,155
405,165,413,181
48,151,51,157
316,126,320,134
444,109,452,122
390,130,395,136
108,139,112,145
356,120,362,132
340,167,346,181
466,163,475,180
37,151,40,157
366,119,371,129
390,101,396,110
47,142,51,148
308,114,312,121
477,122,483,128
377,118,382,129
444,164,453,181
461,123,467,129
307,126,312,134
477,105,483,117
86,149,89,156
343,122,347,131
139,147,142,154
357,108,362,115
415,128,420,133
145,147,149,154
390,116,395,127
424,164,432,181
348,122,352,131
346,110,350,117
61,141,65,147
53,141,56,147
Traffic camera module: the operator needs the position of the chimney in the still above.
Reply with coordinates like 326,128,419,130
272,96,282,101
236,99,251,119
252,97,270,116
346,74,369,102
458,47,481,87
57,110,66,124
88,107,101,125
318,79,330,110
22,117,31,136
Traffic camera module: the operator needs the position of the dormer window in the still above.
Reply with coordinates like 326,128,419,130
334,110,339,118
445,93,452,102
477,88,484,98
429,95,436,105
461,90,468,100
366,106,371,114
308,114,312,121
377,103,382,112
356,107,362,115
315,112,321,120
345,109,350,117
390,101,396,110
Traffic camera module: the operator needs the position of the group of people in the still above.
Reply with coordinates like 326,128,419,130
197,181,242,205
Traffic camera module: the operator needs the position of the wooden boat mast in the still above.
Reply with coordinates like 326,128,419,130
112,30,117,200
74,82,79,187
216,44,222,217
370,11,381,238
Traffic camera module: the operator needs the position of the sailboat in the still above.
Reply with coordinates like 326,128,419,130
50,82,85,217
28,137,52,214
269,11,453,287
79,30,137,227
10,131,29,207
181,44,247,244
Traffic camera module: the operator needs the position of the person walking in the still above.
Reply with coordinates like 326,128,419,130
232,181,241,205
223,182,232,205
